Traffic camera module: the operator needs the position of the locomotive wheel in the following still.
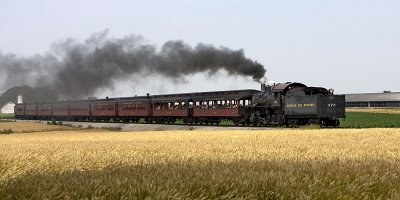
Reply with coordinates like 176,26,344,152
288,119,299,128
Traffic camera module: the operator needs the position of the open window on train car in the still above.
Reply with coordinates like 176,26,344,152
193,99,247,109
154,101,187,110
239,99,252,107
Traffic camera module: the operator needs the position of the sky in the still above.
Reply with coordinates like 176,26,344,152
0,0,399,97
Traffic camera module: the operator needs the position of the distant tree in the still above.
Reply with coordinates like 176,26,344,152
0,86,58,106
383,91,392,93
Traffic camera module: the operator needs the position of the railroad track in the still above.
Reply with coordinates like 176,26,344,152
16,119,273,131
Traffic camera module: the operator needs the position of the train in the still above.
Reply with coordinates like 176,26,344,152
14,82,345,127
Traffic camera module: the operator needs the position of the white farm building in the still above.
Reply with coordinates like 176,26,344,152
1,101,15,114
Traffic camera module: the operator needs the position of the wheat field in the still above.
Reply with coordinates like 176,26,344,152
0,121,75,133
1,126,400,199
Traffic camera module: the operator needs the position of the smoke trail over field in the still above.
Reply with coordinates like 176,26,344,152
0,30,265,98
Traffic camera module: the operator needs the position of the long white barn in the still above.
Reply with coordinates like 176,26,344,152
345,92,400,107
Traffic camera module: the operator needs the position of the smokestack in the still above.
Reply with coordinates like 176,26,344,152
260,77,268,92
17,95,23,104
261,83,266,92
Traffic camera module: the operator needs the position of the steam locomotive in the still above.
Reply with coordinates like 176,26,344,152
14,82,345,127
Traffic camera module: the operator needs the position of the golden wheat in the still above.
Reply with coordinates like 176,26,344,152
1,127,400,199
0,121,75,133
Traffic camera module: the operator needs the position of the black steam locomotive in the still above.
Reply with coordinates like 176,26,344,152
250,82,345,127
15,82,345,127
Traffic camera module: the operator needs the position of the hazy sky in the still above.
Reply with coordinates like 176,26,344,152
0,0,399,97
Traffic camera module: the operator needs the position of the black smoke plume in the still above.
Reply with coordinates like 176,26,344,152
0,30,266,99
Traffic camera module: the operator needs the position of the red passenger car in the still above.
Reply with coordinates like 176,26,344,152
191,90,258,124
52,102,70,120
69,101,91,121
38,103,52,120
152,95,190,123
24,104,38,119
91,100,117,121
118,98,151,122
14,104,25,119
